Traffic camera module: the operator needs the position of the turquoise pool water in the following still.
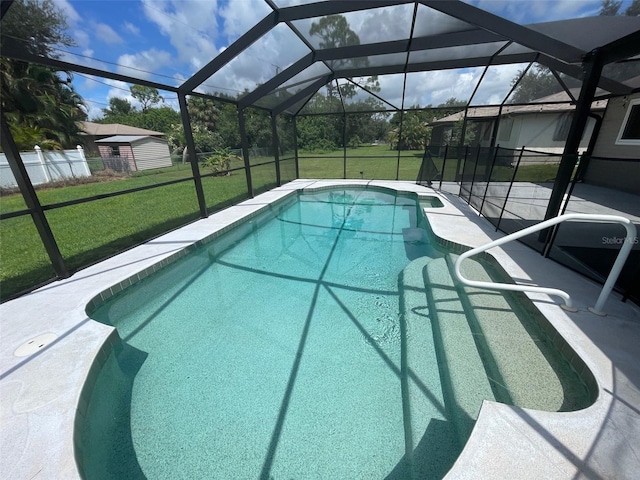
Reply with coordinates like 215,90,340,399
82,187,593,479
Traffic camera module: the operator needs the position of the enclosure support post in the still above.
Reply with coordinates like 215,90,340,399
541,50,603,242
178,93,208,218
0,111,69,279
238,108,254,198
271,113,281,186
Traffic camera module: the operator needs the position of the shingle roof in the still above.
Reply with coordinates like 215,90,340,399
80,122,164,137
430,90,608,125
95,135,164,143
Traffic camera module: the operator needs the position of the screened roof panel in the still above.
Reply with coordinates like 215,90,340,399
283,92,316,115
270,0,320,7
408,42,508,65
602,60,640,88
281,62,333,89
336,78,398,112
497,43,536,57
329,52,408,73
404,68,486,107
299,83,344,114
504,64,569,104
291,4,415,50
254,68,330,110
413,3,478,37
200,23,310,98
373,73,406,109
469,63,531,106
357,52,408,69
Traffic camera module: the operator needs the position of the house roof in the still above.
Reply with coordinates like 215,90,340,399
430,90,608,125
95,135,166,144
80,122,164,137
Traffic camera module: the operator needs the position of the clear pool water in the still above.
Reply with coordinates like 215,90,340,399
82,187,593,479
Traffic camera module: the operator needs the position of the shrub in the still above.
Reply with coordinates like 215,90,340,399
200,147,241,176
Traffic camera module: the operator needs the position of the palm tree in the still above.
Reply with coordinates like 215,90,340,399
1,59,86,150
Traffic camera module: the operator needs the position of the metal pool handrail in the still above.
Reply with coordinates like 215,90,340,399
454,213,637,315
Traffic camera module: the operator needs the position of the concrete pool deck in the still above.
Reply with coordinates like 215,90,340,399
1,179,639,479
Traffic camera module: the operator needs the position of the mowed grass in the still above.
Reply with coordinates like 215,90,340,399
0,145,559,300
0,160,254,300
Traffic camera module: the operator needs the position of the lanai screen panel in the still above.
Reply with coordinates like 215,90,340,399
603,59,640,87
336,77,399,112
254,62,333,110
404,68,486,107
413,3,477,37
469,63,532,106
503,63,578,104
291,4,415,50
200,23,311,99
371,73,406,111
299,84,344,115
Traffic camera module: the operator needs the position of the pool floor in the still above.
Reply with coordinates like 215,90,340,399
82,188,592,479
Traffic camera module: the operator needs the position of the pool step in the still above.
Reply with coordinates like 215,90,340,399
422,256,496,446
399,257,461,477
399,258,449,443
447,253,571,411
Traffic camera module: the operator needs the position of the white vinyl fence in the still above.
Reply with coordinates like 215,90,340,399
0,145,91,189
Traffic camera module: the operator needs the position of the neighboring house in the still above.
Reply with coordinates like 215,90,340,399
95,135,172,171
80,121,164,155
583,90,640,194
429,90,607,157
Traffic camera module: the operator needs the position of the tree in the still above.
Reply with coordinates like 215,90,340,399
130,85,164,113
1,0,87,150
388,106,433,150
309,15,360,58
103,97,136,117
187,96,220,131
626,0,640,15
508,65,563,104
0,0,74,57
309,15,369,103
600,0,640,16
600,0,623,15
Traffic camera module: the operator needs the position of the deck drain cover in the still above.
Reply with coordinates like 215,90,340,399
14,333,58,357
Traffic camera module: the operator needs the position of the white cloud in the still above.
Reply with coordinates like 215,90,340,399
219,0,272,42
201,22,309,97
117,49,174,80
123,22,141,36
74,29,91,49
84,100,105,121
141,0,220,72
52,0,80,25
467,0,599,24
94,23,124,44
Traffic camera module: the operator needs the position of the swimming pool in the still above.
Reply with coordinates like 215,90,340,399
79,186,595,479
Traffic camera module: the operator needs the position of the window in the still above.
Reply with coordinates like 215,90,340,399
553,113,573,141
616,97,640,145
110,146,121,157
498,117,513,141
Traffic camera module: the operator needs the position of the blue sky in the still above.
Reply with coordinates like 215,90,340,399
46,0,634,119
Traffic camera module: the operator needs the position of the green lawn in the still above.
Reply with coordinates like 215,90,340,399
0,146,560,300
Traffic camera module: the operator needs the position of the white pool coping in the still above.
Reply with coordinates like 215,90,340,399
1,179,639,479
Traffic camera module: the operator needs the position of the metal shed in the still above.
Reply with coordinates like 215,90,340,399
95,135,172,171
